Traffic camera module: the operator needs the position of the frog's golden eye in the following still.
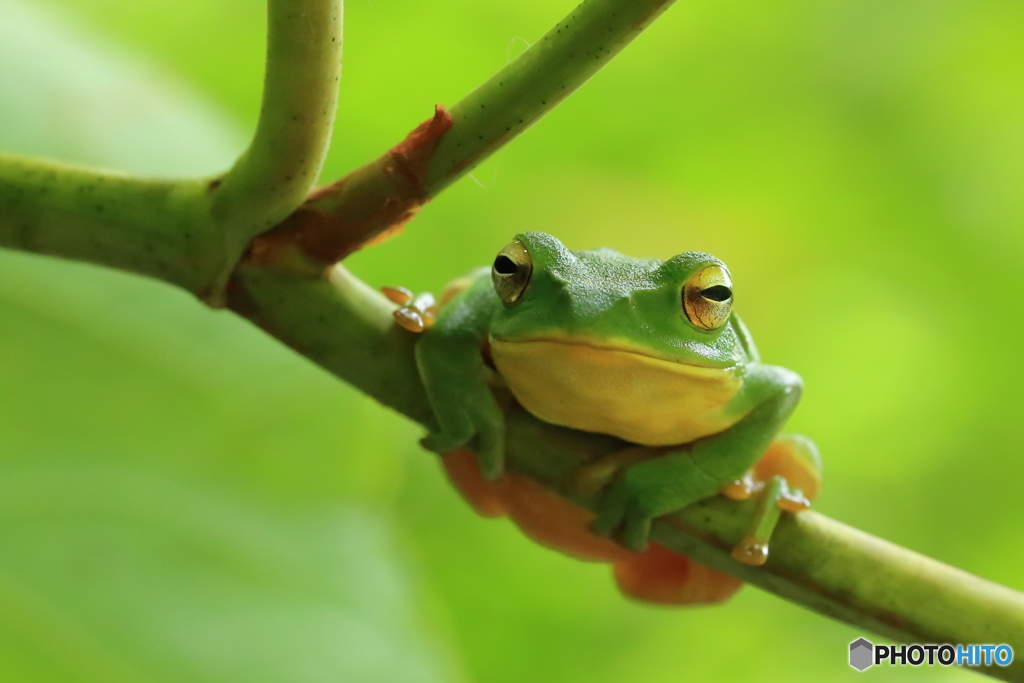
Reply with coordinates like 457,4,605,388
492,240,533,304
683,265,733,330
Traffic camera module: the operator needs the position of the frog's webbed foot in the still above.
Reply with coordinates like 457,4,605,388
420,405,505,481
382,285,439,333
590,486,652,553
729,434,821,566
614,543,744,605
418,362,508,481
573,446,663,551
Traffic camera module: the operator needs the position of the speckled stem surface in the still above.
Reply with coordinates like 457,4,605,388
233,263,1024,682
211,0,343,244
0,0,343,303
0,153,216,293
424,0,675,194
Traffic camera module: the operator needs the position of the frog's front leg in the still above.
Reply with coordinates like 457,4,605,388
592,365,803,551
415,278,507,480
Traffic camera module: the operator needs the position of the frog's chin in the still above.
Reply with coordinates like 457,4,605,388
488,336,747,446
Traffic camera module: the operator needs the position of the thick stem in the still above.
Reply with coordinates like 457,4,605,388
0,0,344,302
226,267,1024,683
505,404,1024,680
261,0,679,266
0,153,217,294
228,262,434,426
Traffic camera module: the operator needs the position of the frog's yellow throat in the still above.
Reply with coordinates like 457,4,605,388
489,337,747,446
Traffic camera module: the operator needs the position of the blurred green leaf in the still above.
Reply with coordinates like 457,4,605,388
0,2,456,681
0,0,244,175
0,467,456,683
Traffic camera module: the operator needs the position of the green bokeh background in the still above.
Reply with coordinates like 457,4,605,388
1,0,1022,681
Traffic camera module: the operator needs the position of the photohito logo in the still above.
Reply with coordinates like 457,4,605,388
849,638,1014,671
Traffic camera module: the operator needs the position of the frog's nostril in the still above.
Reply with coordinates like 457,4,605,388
701,285,732,302
493,255,518,274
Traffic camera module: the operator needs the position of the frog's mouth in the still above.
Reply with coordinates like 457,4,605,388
487,334,737,370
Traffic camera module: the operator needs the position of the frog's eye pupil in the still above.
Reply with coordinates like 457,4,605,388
493,255,518,275
701,285,732,302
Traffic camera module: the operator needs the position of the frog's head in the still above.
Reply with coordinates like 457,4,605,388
488,232,745,369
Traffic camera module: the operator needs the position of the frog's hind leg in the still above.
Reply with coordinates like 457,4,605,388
725,434,822,566
753,434,822,504
613,544,742,605
440,448,508,518
441,448,636,562
445,448,741,604
498,474,636,563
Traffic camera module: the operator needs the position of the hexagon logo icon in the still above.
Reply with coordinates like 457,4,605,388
850,638,874,671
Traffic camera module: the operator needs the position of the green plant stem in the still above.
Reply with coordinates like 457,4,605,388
278,0,678,264
212,0,343,243
226,268,1024,682
0,0,343,302
425,0,675,193
0,153,216,293
229,262,433,426
504,405,1024,680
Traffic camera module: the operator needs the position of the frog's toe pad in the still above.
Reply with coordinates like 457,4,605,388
394,307,430,333
731,536,769,566
778,490,811,513
384,286,439,333
381,285,413,305
720,473,759,501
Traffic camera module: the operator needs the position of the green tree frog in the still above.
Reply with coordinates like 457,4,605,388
411,232,820,604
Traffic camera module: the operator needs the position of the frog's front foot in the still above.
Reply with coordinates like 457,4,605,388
589,453,698,552
422,431,504,482
420,405,506,481
590,481,654,553
382,285,439,333
729,435,821,566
